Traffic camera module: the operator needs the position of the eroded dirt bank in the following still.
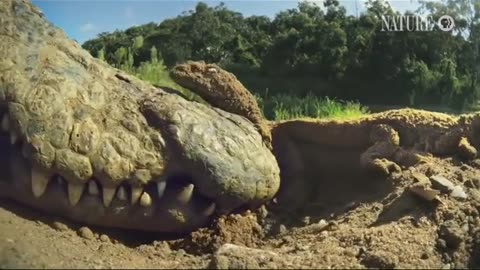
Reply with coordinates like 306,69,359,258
1,154,480,269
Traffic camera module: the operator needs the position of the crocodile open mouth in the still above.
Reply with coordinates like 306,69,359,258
0,108,216,233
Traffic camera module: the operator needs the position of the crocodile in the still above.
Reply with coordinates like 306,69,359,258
2,0,480,234
170,61,480,210
0,0,280,233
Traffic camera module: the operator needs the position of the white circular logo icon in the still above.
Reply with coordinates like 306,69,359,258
437,15,455,31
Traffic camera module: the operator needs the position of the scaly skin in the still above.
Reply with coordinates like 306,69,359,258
0,0,280,232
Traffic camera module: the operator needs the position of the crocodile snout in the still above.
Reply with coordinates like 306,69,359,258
141,92,280,213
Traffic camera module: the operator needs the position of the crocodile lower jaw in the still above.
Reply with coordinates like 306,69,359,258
0,110,216,233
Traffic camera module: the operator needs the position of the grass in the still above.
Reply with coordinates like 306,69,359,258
255,92,370,121
133,60,207,103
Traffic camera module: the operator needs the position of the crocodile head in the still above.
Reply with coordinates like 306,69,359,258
0,0,280,232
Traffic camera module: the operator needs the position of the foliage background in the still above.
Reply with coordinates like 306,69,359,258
82,0,480,118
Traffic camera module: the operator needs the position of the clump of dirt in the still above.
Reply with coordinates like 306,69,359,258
171,211,265,255
170,61,272,147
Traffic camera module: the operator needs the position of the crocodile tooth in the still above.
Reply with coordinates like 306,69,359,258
177,183,194,204
68,182,84,206
102,186,115,207
1,115,9,131
131,187,142,205
10,132,17,144
116,186,127,201
139,192,152,207
203,202,216,216
31,167,50,198
157,181,166,198
87,181,99,195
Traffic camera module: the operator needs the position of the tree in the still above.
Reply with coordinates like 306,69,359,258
81,0,479,110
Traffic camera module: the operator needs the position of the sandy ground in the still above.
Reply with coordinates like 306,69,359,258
1,156,480,269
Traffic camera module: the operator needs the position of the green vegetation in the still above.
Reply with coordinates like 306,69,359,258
97,37,201,101
83,0,480,116
109,42,366,120
256,92,369,120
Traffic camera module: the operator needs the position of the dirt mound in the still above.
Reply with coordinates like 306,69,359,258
2,154,480,268
3,105,480,268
